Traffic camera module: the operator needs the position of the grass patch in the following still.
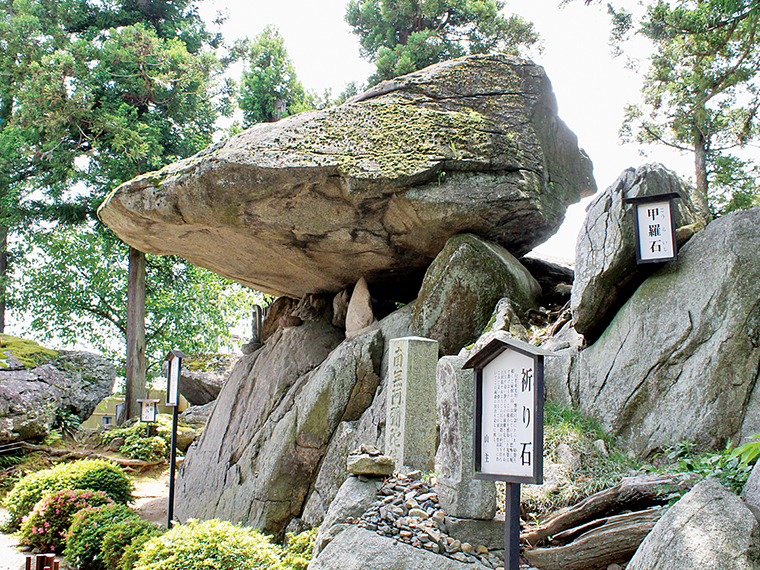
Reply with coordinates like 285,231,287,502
522,403,642,522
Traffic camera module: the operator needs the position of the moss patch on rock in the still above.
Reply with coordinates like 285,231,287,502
293,100,496,179
0,335,58,369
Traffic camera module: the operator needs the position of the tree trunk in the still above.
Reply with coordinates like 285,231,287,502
123,247,146,423
0,223,7,334
694,127,709,199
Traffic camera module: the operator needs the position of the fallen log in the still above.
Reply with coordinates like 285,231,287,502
523,507,664,570
18,442,164,468
521,474,694,546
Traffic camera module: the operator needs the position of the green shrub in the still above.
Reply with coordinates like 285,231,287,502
281,528,318,570
65,504,139,570
101,416,174,461
671,435,760,495
19,489,113,551
101,518,164,570
133,519,284,570
3,458,134,529
119,528,165,570
120,434,167,463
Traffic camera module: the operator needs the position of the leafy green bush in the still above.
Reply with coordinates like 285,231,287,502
3,459,134,529
19,489,113,551
101,518,164,570
101,416,174,461
281,528,318,570
133,519,284,570
119,527,165,570
64,504,139,570
671,435,760,495
120,434,167,462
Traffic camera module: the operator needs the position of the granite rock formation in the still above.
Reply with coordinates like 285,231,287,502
98,54,595,300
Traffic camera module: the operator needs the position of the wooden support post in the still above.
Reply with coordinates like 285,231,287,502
505,483,521,570
167,403,179,529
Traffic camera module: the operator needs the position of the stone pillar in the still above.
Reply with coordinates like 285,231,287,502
435,355,496,519
385,336,438,472
251,305,263,344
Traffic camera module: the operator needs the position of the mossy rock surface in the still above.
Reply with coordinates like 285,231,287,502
411,234,541,355
99,54,595,300
0,335,58,370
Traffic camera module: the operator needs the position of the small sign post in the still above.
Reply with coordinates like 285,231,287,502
624,193,680,264
137,397,160,437
464,337,553,570
165,349,186,529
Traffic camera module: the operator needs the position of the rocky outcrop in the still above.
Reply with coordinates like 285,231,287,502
411,234,540,355
98,54,595,300
520,254,574,305
179,355,235,406
301,306,416,528
571,164,710,341
743,461,760,515
175,294,386,536
627,479,760,570
551,207,760,456
0,348,116,443
309,526,491,570
312,476,383,557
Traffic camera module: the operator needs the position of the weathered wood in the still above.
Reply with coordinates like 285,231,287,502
18,442,163,468
521,474,693,546
124,247,146,423
523,507,664,570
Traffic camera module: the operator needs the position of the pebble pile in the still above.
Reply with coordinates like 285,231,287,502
351,472,537,569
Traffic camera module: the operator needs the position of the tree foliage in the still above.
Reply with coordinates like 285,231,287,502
0,0,232,344
345,0,539,84
12,225,259,375
607,0,760,213
237,25,309,126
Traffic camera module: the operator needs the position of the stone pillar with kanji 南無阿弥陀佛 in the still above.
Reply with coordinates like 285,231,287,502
385,337,439,473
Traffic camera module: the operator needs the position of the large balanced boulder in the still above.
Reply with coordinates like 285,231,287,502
0,341,117,443
98,54,595,300
627,479,760,570
554,207,760,456
572,163,710,341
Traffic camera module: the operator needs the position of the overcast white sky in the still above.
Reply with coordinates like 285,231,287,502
197,0,695,262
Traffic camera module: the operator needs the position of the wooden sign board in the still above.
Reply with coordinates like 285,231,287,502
137,399,160,423
464,337,551,485
625,192,680,264
165,349,187,407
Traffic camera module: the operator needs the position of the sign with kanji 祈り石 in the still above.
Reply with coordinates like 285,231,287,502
465,337,553,484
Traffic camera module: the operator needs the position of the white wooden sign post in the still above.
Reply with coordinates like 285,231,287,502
464,337,553,570
137,398,160,436
624,193,680,264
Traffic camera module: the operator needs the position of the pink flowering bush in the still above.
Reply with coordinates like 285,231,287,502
64,503,139,570
3,458,134,530
19,489,114,551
